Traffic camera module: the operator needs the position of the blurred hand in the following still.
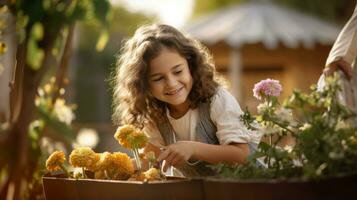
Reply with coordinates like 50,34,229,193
157,141,195,172
323,59,352,80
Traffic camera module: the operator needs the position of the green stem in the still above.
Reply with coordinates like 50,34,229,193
271,119,295,134
82,167,87,178
60,164,70,178
267,154,271,168
133,148,142,171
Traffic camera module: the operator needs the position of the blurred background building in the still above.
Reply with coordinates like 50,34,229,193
186,1,340,110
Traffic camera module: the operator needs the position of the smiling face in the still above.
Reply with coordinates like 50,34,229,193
148,46,193,113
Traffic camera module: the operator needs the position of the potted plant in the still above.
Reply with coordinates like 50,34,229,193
205,75,357,200
42,126,204,200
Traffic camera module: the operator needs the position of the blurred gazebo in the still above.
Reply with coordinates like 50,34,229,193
186,1,340,110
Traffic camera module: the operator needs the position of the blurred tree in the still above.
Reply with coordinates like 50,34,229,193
0,0,111,200
192,0,248,18
192,0,355,24
275,0,355,23
74,5,154,122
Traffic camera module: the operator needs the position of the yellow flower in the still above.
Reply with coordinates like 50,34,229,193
105,152,134,180
129,172,146,181
114,124,148,149
94,152,111,171
69,147,99,171
143,168,161,181
46,151,66,171
94,170,107,179
129,130,148,149
114,124,136,148
129,168,163,181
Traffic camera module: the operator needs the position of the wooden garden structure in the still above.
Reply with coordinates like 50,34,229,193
186,1,340,110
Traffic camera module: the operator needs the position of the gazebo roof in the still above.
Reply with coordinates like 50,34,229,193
185,2,341,49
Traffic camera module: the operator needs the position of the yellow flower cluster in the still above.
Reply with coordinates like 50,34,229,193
69,147,99,171
46,147,136,180
46,151,66,171
129,168,163,181
45,137,165,181
97,152,135,180
114,124,148,149
143,168,162,181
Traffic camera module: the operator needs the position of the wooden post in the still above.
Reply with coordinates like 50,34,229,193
229,48,242,101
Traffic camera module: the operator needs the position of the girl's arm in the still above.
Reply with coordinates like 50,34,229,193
157,141,250,172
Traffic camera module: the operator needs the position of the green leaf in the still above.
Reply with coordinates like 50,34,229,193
92,0,111,24
32,22,44,40
21,0,45,26
28,119,45,141
26,38,44,70
26,22,45,70
95,30,109,51
16,11,29,43
258,142,271,152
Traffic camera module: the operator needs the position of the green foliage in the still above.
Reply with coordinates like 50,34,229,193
11,0,112,69
1,1,113,199
192,0,248,18
74,5,154,122
275,0,346,23
26,23,44,70
34,78,76,143
215,74,357,180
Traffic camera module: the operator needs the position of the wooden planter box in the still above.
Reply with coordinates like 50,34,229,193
203,175,357,200
42,175,204,200
43,174,357,200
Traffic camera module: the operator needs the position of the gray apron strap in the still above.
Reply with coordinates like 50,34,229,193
195,102,219,144
156,115,175,145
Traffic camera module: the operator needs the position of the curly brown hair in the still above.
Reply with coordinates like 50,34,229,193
112,24,224,128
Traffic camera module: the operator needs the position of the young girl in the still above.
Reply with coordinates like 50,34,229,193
112,24,261,177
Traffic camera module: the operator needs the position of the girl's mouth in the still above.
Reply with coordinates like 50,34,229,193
165,87,183,95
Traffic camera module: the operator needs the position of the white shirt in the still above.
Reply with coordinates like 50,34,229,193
318,4,357,113
144,87,262,147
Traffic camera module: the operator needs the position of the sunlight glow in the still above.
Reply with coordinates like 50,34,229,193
110,0,194,28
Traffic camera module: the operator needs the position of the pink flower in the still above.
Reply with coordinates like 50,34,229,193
253,79,282,100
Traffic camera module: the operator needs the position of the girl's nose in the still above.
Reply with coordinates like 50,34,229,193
165,75,178,88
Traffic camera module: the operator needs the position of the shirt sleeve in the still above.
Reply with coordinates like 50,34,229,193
210,87,261,145
143,122,165,147
326,5,357,67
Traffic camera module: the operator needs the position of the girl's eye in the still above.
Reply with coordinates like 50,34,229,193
152,77,163,82
174,70,182,75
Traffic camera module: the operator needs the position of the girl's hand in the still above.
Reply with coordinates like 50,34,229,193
157,141,195,172
324,59,352,80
